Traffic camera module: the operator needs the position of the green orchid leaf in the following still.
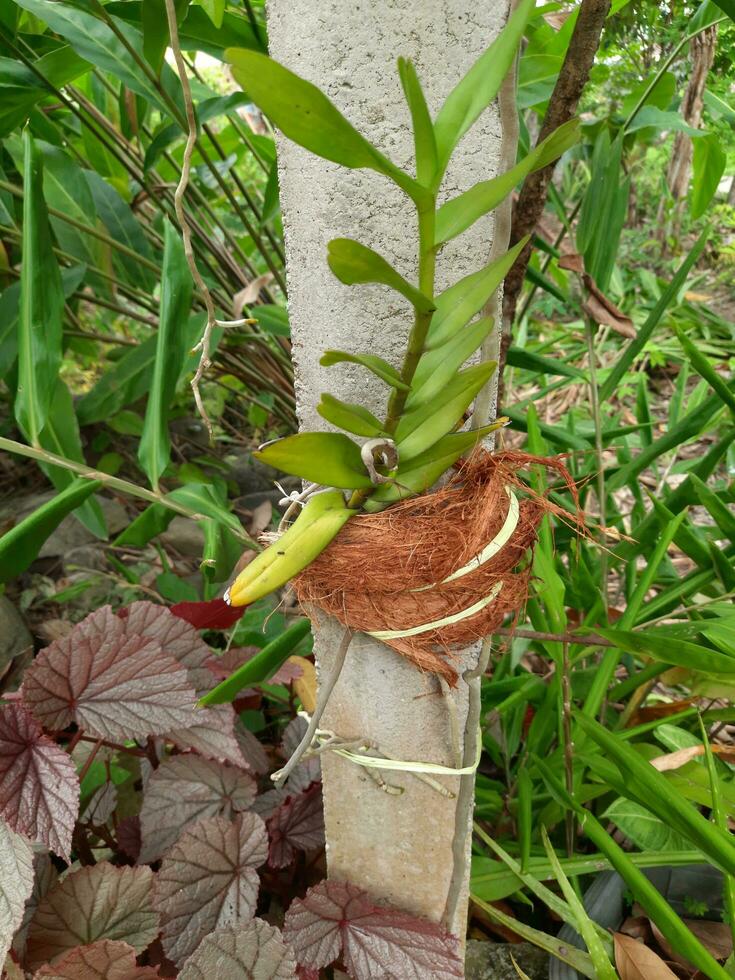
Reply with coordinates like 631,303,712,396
433,0,534,177
364,425,496,510
395,361,497,460
397,57,438,186
409,316,495,407
317,393,386,438
427,237,528,350
594,627,735,675
320,350,409,390
255,432,373,489
327,238,435,313
226,48,419,198
435,119,580,242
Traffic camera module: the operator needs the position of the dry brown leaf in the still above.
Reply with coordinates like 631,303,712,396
558,252,585,273
631,699,697,725
620,915,653,942
582,274,636,338
614,932,678,979
650,744,735,772
652,918,733,966
291,657,317,712
233,273,274,316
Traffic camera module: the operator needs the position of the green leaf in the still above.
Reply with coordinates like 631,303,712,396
320,350,409,390
395,361,497,460
200,516,241,594
435,119,580,243
253,305,289,337
691,133,726,219
114,503,174,548
198,0,225,29
14,0,185,122
426,237,528,350
0,479,101,584
198,618,312,706
397,57,437,186
600,230,708,401
156,571,198,603
317,393,386,438
166,484,247,541
15,129,64,445
595,627,735,675
536,758,731,980
255,432,372,489
138,219,194,489
626,106,704,138
689,473,735,541
37,379,107,539
327,238,435,313
540,828,618,980
409,317,495,407
0,46,90,137
364,426,495,510
674,324,735,417
604,799,693,852
433,0,533,177
506,347,585,379
226,49,417,196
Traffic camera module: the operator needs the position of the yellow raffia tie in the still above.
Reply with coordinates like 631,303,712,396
367,580,503,640
314,725,483,777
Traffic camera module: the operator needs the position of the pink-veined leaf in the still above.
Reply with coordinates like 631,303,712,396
115,816,141,863
80,782,117,826
170,598,246,630
267,783,324,869
283,880,463,979
0,703,79,860
13,850,58,961
0,817,35,969
207,648,304,687
154,812,268,967
165,701,248,769
25,863,158,971
280,716,320,793
251,788,288,821
121,601,211,671
138,754,257,863
234,722,270,776
296,967,319,980
32,939,161,979
21,607,198,740
178,921,297,980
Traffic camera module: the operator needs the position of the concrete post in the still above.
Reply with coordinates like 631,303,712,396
267,0,509,940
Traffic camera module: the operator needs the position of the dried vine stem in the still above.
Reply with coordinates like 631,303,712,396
164,0,218,440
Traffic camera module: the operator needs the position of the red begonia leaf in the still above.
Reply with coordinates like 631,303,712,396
32,939,161,979
21,607,198,740
13,850,58,960
80,782,117,826
154,812,268,967
121,602,211,671
170,599,246,631
0,816,35,968
296,968,319,980
25,863,159,971
115,816,141,863
138,754,256,863
234,722,270,776
179,921,297,980
280,716,320,793
283,880,463,979
207,648,303,687
267,783,324,869
0,703,79,860
251,788,287,821
166,702,248,769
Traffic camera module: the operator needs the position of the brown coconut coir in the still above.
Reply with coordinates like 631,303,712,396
294,449,580,685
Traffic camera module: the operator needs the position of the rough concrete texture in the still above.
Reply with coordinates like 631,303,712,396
268,0,508,939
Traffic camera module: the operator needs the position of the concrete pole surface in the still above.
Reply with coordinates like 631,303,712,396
267,0,509,941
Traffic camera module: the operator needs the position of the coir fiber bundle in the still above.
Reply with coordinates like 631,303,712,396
294,449,580,685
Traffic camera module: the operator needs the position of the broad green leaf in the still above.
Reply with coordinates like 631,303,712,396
397,57,437,186
0,46,90,137
200,516,241,594
0,479,101,583
364,426,495,510
253,304,289,337
395,361,497,460
595,627,735,675
604,799,692,852
433,0,533,176
427,237,528,350
689,474,735,541
166,484,247,541
83,170,156,291
76,315,207,426
320,350,409,390
327,238,435,313
578,130,628,291
691,133,726,219
138,219,194,489
409,317,495,407
198,0,225,29
626,106,704,137
506,347,585,379
14,0,185,122
261,159,280,225
226,49,416,196
674,325,735,417
37,379,107,539
436,119,580,242
144,92,251,170
15,129,64,444
255,432,372,489
199,619,312,706
317,393,386,437
114,503,174,548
